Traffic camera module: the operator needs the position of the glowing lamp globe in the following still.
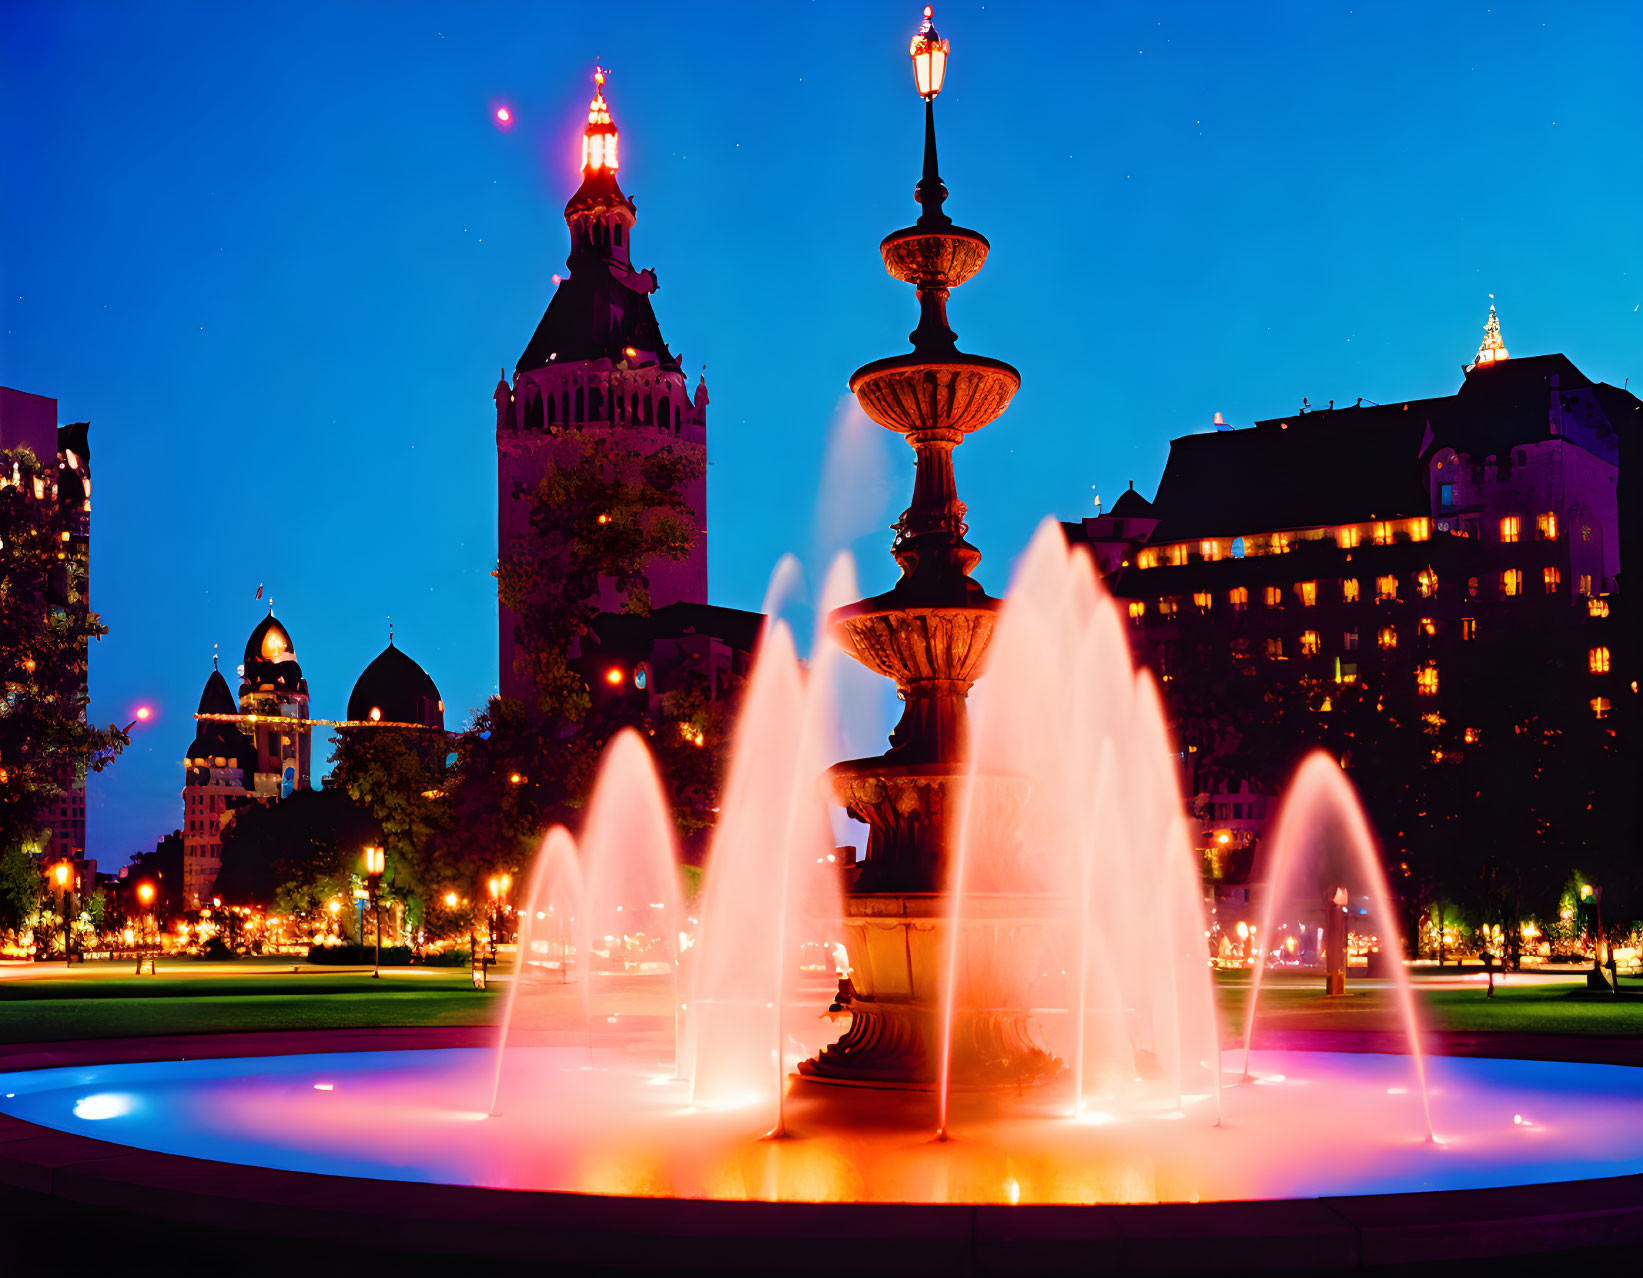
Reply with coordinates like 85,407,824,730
909,6,948,99
137,882,155,905
364,846,386,878
55,862,70,886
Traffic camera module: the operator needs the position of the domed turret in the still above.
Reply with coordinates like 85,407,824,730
347,640,444,729
242,612,304,692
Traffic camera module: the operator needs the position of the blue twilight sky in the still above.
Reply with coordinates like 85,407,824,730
2,1,1639,867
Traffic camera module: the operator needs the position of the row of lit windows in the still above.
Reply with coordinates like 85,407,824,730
1137,518,1435,569
1498,512,1561,544
1137,567,1596,619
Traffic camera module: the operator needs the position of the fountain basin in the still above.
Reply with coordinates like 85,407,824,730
4,1035,1642,1269
849,351,1020,436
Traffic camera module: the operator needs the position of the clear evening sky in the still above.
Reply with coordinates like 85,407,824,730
2,1,1638,867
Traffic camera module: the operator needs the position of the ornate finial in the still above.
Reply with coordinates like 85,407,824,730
1472,297,1508,369
388,616,394,646
213,642,219,673
582,65,618,173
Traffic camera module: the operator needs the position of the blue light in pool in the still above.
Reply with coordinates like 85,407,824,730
73,1093,137,1120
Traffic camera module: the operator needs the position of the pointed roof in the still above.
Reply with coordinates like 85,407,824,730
346,641,444,729
1469,301,1509,371
244,612,295,665
186,669,247,764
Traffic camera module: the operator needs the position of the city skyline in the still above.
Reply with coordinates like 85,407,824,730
3,0,1639,865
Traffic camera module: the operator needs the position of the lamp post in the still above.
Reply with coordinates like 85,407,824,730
364,846,385,979
53,861,72,967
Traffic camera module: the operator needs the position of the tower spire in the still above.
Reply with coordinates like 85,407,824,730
1472,297,1509,369
581,65,619,174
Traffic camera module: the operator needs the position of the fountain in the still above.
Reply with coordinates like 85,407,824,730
2,10,1641,1267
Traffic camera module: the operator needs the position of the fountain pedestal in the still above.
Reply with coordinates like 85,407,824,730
801,65,1059,1090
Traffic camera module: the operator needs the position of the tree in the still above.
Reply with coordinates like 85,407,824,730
0,838,43,932
0,444,127,853
215,788,377,913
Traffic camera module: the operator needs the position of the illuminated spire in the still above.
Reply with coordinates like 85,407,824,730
581,66,618,174
1472,298,1508,369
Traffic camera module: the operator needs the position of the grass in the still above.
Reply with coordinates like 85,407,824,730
0,964,497,1044
5,961,1643,1046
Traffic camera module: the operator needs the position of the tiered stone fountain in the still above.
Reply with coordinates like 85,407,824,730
802,13,1055,1087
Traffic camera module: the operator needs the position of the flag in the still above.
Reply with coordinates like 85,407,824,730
255,583,264,600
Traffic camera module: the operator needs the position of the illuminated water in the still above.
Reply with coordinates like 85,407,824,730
7,1047,1642,1202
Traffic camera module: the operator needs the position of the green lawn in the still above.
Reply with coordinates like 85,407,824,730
0,965,497,1044
5,962,1643,1046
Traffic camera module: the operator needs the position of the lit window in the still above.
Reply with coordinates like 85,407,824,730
1376,575,1398,602
1592,697,1611,720
1200,539,1221,561
1373,521,1393,546
1138,548,1159,570
1264,585,1283,608
1502,568,1523,597
1337,526,1360,549
1231,537,1246,558
1464,727,1478,744
1590,647,1611,674
1158,597,1179,618
1461,618,1477,640
1417,568,1437,598
1297,581,1317,607
1271,533,1290,555
1420,618,1436,636
1410,518,1430,542
1193,590,1213,613
1128,600,1146,621
1581,524,1592,542
1468,576,1480,597
1168,544,1189,566
1342,578,1360,603
1300,630,1321,656
1229,586,1249,611
1378,626,1398,650
1543,566,1561,594
1265,636,1284,659
1417,664,1439,696
1499,515,1520,544
1579,574,1593,596
1589,598,1610,618
1344,631,1359,650
1537,512,1558,541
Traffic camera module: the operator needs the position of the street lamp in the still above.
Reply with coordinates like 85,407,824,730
909,5,948,99
53,861,72,967
364,845,386,979
908,5,952,233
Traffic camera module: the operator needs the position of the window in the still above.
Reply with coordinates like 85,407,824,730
1372,521,1392,546
1128,600,1146,621
1581,524,1592,542
1543,566,1561,594
1589,598,1610,618
1537,512,1558,541
1438,483,1455,510
1229,586,1249,611
1270,533,1290,555
1592,697,1611,720
1420,618,1437,636
1265,636,1285,659
1265,586,1283,608
1168,544,1189,566
1417,568,1437,598
1138,548,1159,569
1515,449,1527,466
1297,581,1318,607
1193,590,1213,614
1376,574,1398,602
1158,597,1179,618
1344,631,1359,651
1338,526,1360,549
1339,661,1359,684
1200,539,1221,561
1417,664,1439,696
1578,574,1593,597
1342,578,1360,603
1410,518,1430,542
1499,514,1520,544
1461,618,1478,641
1300,630,1321,656
1378,627,1398,650
1590,647,1612,674
1230,537,1245,558
1502,568,1523,597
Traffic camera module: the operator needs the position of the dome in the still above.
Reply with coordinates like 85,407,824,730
347,642,444,729
242,612,304,691
186,669,247,766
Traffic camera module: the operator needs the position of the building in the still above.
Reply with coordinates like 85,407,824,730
495,69,710,704
181,614,446,906
1078,310,1638,898
0,386,92,866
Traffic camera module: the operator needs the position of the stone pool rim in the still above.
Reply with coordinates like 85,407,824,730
2,1026,1641,1272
